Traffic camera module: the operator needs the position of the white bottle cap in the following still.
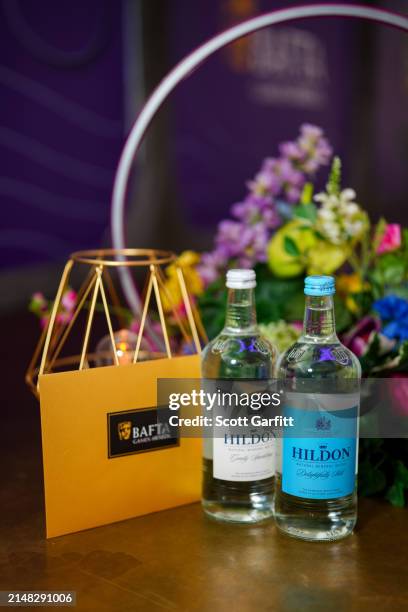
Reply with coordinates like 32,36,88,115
226,269,256,289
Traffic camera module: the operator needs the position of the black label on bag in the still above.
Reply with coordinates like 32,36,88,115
108,407,179,458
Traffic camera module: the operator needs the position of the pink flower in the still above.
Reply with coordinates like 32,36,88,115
61,289,77,312
387,374,408,417
377,224,401,255
56,312,71,325
291,321,303,333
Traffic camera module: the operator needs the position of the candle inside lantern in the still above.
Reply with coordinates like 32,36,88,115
115,336,133,365
95,329,150,366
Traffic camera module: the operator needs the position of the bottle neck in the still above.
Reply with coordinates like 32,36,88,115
303,294,337,341
224,287,257,333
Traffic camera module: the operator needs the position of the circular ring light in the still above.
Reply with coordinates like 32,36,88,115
111,4,408,314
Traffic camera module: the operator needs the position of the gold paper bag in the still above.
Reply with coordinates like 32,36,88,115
28,250,208,539
39,354,201,538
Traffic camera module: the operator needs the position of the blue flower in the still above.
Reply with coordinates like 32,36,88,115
373,295,408,321
373,295,408,340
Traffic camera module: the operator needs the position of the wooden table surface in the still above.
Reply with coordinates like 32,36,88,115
1,313,408,611
1,439,408,612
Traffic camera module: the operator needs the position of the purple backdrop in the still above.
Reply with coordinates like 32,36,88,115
0,0,124,270
168,0,357,228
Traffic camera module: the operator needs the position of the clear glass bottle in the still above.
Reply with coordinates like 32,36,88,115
274,275,360,541
201,269,277,523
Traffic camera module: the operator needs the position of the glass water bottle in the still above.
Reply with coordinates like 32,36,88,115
274,275,360,541
201,269,277,523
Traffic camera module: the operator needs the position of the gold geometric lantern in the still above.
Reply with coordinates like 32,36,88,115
26,248,207,398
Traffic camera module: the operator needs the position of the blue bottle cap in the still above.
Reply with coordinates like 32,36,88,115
304,275,335,296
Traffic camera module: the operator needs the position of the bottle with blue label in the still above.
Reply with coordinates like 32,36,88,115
274,275,360,541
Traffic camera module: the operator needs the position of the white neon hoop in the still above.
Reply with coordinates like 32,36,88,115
111,3,408,314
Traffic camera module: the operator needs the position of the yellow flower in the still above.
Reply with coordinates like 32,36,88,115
267,220,349,278
171,250,201,268
161,251,203,312
336,273,367,313
267,220,315,277
306,241,348,275
336,273,364,295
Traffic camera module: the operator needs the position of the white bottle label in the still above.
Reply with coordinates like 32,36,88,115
213,434,275,481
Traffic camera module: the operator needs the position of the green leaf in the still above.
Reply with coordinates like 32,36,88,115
358,439,387,497
376,252,406,285
386,482,406,507
200,305,225,340
283,235,301,257
293,202,317,225
358,462,387,496
349,290,373,317
28,300,42,316
300,182,314,204
327,156,341,196
198,281,227,339
334,296,353,333
359,333,382,374
283,292,305,321
395,459,408,487
395,342,408,372
314,230,326,241
254,273,304,323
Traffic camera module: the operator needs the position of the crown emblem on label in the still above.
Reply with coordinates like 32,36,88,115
316,416,331,431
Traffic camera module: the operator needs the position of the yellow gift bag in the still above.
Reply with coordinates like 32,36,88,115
27,249,206,538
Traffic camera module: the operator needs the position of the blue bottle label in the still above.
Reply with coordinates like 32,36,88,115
282,405,358,500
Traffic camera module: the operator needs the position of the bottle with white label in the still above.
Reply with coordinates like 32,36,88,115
274,275,360,541
201,269,277,523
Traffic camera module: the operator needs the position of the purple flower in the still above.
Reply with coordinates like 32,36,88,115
231,198,262,224
246,125,331,205
278,158,304,184
197,249,227,285
298,125,332,169
214,220,269,267
248,166,282,197
243,223,269,263
232,194,280,229
279,141,303,161
196,124,333,287
261,206,281,229
216,220,249,258
300,123,324,140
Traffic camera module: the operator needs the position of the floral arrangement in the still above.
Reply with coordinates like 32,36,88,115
187,124,408,507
